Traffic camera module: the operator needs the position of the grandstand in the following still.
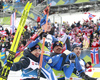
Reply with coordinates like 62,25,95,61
0,0,100,25
0,0,47,25
49,0,100,14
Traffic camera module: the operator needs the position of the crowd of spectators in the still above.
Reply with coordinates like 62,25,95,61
52,18,100,50
0,17,100,53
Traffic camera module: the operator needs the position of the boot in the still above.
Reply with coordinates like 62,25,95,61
80,72,97,80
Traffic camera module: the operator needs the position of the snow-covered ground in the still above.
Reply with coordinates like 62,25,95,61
49,11,100,25
7,70,46,80
3,11,100,31
7,68,100,80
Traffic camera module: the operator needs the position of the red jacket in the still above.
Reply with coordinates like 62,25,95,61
86,65,92,72
24,25,28,29
37,16,41,22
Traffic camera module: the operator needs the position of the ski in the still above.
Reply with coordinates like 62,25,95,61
0,2,32,80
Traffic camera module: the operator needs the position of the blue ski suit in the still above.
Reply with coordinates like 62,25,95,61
11,49,57,80
45,52,85,79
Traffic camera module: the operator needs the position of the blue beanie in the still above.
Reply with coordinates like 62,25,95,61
40,15,50,27
28,39,40,51
72,43,81,51
53,41,63,49
28,43,40,52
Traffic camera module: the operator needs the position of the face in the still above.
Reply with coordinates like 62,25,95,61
73,47,81,57
42,22,51,32
31,49,41,57
53,46,62,54
93,38,97,42
21,43,24,46
86,63,90,68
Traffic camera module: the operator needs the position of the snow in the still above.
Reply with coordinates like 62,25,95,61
7,68,100,80
49,11,100,25
3,11,100,31
7,70,47,80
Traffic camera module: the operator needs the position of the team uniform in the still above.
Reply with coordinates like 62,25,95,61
44,47,85,80
73,58,86,77
11,43,57,80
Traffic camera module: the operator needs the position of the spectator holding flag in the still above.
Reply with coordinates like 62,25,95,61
84,12,96,21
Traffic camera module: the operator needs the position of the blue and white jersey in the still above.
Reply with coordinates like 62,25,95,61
21,58,39,79
73,59,86,77
21,57,57,80
79,59,85,71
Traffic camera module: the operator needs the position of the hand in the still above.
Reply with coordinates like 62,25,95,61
47,59,52,64
40,32,47,40
45,57,52,64
69,54,76,63
43,6,49,15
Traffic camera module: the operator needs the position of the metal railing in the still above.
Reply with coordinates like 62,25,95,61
32,0,47,14
0,0,48,25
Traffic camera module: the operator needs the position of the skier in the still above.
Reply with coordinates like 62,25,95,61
39,15,68,54
72,43,97,80
11,39,57,80
45,41,97,80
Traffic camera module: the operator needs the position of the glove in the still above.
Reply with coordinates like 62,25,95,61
39,32,47,40
47,59,52,64
69,54,76,63
43,6,50,15
45,57,52,64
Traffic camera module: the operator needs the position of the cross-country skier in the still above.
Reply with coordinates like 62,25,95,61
45,41,97,80
11,39,57,80
39,15,68,52
72,43,97,80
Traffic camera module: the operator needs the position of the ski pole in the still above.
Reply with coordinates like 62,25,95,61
38,5,50,80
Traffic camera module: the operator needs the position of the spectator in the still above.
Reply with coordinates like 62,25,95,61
37,15,41,24
91,37,99,48
0,0,4,11
8,0,13,3
0,25,3,31
83,35,90,49
24,24,28,31
5,28,10,36
85,62,92,72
